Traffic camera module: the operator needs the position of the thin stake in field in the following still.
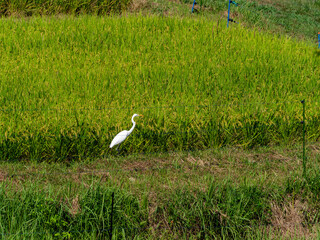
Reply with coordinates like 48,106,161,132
109,192,115,240
227,0,239,27
191,0,197,13
301,100,306,178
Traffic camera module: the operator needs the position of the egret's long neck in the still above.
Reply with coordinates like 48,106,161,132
128,116,136,134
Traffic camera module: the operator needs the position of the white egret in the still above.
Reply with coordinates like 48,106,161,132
109,114,142,152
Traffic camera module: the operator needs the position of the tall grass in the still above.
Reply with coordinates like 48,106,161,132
2,172,320,239
0,15,319,161
0,184,148,239
0,0,130,16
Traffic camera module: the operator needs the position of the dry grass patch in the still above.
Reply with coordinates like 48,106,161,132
122,159,164,171
270,199,315,239
0,170,8,182
129,0,152,11
69,195,81,217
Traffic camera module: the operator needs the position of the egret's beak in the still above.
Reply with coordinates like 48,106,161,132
139,114,144,118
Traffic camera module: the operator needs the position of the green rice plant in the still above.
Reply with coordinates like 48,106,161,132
0,15,319,161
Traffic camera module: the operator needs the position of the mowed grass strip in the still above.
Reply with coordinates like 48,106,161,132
0,15,319,160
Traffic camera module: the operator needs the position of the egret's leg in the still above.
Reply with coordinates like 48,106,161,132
116,143,122,153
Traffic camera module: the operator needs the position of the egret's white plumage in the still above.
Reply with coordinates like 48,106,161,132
109,130,129,149
109,114,142,151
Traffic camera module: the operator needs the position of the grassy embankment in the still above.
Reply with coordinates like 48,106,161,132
2,144,320,239
0,0,130,16
177,0,320,42
0,16,319,161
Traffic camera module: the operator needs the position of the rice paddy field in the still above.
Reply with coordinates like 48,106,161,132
0,4,320,239
0,15,319,161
